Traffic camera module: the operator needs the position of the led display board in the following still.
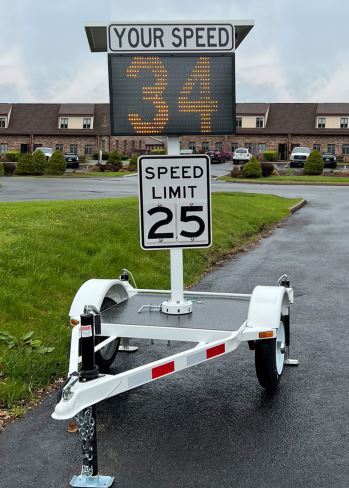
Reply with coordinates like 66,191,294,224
108,53,235,136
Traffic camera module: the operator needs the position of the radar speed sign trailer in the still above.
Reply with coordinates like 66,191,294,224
53,20,298,488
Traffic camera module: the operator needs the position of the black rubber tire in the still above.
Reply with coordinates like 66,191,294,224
95,297,120,373
255,318,285,390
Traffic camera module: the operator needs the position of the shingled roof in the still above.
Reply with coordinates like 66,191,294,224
0,103,110,135
236,103,269,115
316,103,349,115
0,102,348,137
59,103,95,115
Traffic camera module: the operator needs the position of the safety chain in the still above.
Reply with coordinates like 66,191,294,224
76,407,95,476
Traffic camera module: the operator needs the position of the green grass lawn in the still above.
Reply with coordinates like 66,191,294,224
0,193,299,408
220,175,349,185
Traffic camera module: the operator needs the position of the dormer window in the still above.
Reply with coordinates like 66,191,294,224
340,117,348,128
236,116,242,128
60,117,68,129
0,117,6,128
256,117,264,128
83,117,91,129
317,117,326,128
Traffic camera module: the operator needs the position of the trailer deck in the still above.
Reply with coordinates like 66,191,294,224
101,292,250,333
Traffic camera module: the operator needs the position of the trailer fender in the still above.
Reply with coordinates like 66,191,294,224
69,279,134,319
246,285,290,331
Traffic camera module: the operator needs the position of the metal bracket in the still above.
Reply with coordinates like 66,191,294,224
284,346,299,366
119,337,138,353
138,304,161,313
70,475,114,487
62,374,79,401
284,358,299,366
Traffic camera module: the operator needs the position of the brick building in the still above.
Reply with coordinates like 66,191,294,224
1,102,349,160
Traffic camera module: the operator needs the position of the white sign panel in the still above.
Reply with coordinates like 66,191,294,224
108,23,235,53
139,155,211,249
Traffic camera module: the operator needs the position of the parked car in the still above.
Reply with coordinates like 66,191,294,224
64,152,79,169
233,147,252,164
206,150,226,163
322,152,337,168
34,147,53,160
289,147,311,167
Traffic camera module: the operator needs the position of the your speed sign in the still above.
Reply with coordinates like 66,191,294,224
138,155,211,249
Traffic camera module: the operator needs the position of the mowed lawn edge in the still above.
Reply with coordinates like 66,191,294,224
219,175,349,185
0,193,300,410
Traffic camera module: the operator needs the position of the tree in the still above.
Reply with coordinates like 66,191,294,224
33,150,47,175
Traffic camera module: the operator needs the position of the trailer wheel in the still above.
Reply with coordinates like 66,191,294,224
255,317,286,390
95,297,120,372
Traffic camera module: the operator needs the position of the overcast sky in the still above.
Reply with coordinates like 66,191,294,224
0,0,347,104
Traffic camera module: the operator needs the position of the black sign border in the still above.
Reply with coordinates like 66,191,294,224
138,154,211,250
108,23,235,53
108,52,236,136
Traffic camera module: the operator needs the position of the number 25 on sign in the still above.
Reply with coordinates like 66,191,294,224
126,56,218,134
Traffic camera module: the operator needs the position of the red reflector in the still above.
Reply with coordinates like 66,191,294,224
206,344,225,359
152,361,175,380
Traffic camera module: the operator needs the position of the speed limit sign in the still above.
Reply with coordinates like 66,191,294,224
138,155,211,249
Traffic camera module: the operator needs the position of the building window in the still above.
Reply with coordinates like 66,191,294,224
236,117,242,128
123,140,127,152
0,117,6,128
340,117,348,128
342,144,349,155
189,141,196,151
231,142,239,152
313,144,321,152
215,142,223,151
83,118,91,129
256,117,264,128
317,117,326,128
245,143,254,154
55,144,63,152
84,145,93,155
327,144,335,154
258,143,266,153
0,143,8,153
70,144,78,154
60,117,68,129
202,141,209,151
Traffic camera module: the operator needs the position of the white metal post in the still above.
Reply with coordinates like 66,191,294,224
162,137,192,314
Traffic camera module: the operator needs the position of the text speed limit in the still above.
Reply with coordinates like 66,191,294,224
139,155,211,249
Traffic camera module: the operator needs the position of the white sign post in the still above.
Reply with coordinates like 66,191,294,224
138,138,211,314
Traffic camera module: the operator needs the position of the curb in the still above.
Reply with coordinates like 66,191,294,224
290,199,307,213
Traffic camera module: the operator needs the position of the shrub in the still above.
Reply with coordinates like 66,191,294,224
304,150,324,175
150,148,166,155
0,162,4,176
230,166,242,178
33,150,47,175
105,162,123,172
5,151,20,162
15,153,35,175
79,155,86,165
3,162,16,176
92,151,109,161
336,154,344,162
121,154,129,160
263,150,277,162
46,150,66,175
242,157,262,178
261,162,275,177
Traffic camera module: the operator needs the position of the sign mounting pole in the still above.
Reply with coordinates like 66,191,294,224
162,136,192,315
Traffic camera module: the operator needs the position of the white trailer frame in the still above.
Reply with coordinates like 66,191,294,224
53,278,294,422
